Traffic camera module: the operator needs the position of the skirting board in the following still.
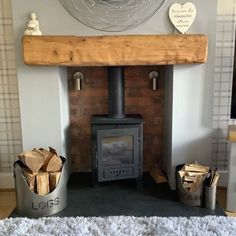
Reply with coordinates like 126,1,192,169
0,173,15,189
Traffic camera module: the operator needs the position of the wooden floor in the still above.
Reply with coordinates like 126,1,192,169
216,187,236,217
0,189,16,219
0,187,235,219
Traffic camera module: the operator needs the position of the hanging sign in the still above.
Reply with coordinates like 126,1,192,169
169,2,196,34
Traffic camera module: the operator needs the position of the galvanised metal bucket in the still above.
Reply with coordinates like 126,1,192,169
176,164,205,207
14,157,67,217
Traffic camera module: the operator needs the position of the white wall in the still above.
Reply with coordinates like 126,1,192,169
11,0,217,189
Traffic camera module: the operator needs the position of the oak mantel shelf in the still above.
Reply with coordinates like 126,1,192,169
22,34,208,66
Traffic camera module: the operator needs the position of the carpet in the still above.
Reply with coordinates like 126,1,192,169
1,216,236,236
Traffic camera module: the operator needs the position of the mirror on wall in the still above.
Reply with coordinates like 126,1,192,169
59,0,167,32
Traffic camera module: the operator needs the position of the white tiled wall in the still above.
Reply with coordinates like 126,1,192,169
0,0,22,172
212,0,236,170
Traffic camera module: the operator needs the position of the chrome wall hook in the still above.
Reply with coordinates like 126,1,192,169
73,71,84,91
149,71,159,90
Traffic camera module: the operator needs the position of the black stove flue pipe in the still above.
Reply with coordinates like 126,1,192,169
107,66,125,119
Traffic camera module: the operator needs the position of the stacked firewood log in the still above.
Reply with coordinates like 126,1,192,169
178,162,209,192
17,147,63,195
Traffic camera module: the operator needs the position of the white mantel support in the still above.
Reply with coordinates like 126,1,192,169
16,66,70,157
164,65,213,189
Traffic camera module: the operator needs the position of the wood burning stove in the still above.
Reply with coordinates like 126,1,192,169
91,66,143,185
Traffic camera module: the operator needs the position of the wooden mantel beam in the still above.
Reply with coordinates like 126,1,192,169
22,34,208,66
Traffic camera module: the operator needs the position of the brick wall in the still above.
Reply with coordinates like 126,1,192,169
68,66,165,172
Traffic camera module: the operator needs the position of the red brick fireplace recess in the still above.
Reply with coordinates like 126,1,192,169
68,65,164,186
22,34,208,188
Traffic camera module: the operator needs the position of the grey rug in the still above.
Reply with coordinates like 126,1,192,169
0,216,236,236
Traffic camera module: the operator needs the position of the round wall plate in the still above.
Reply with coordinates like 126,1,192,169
59,0,167,32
